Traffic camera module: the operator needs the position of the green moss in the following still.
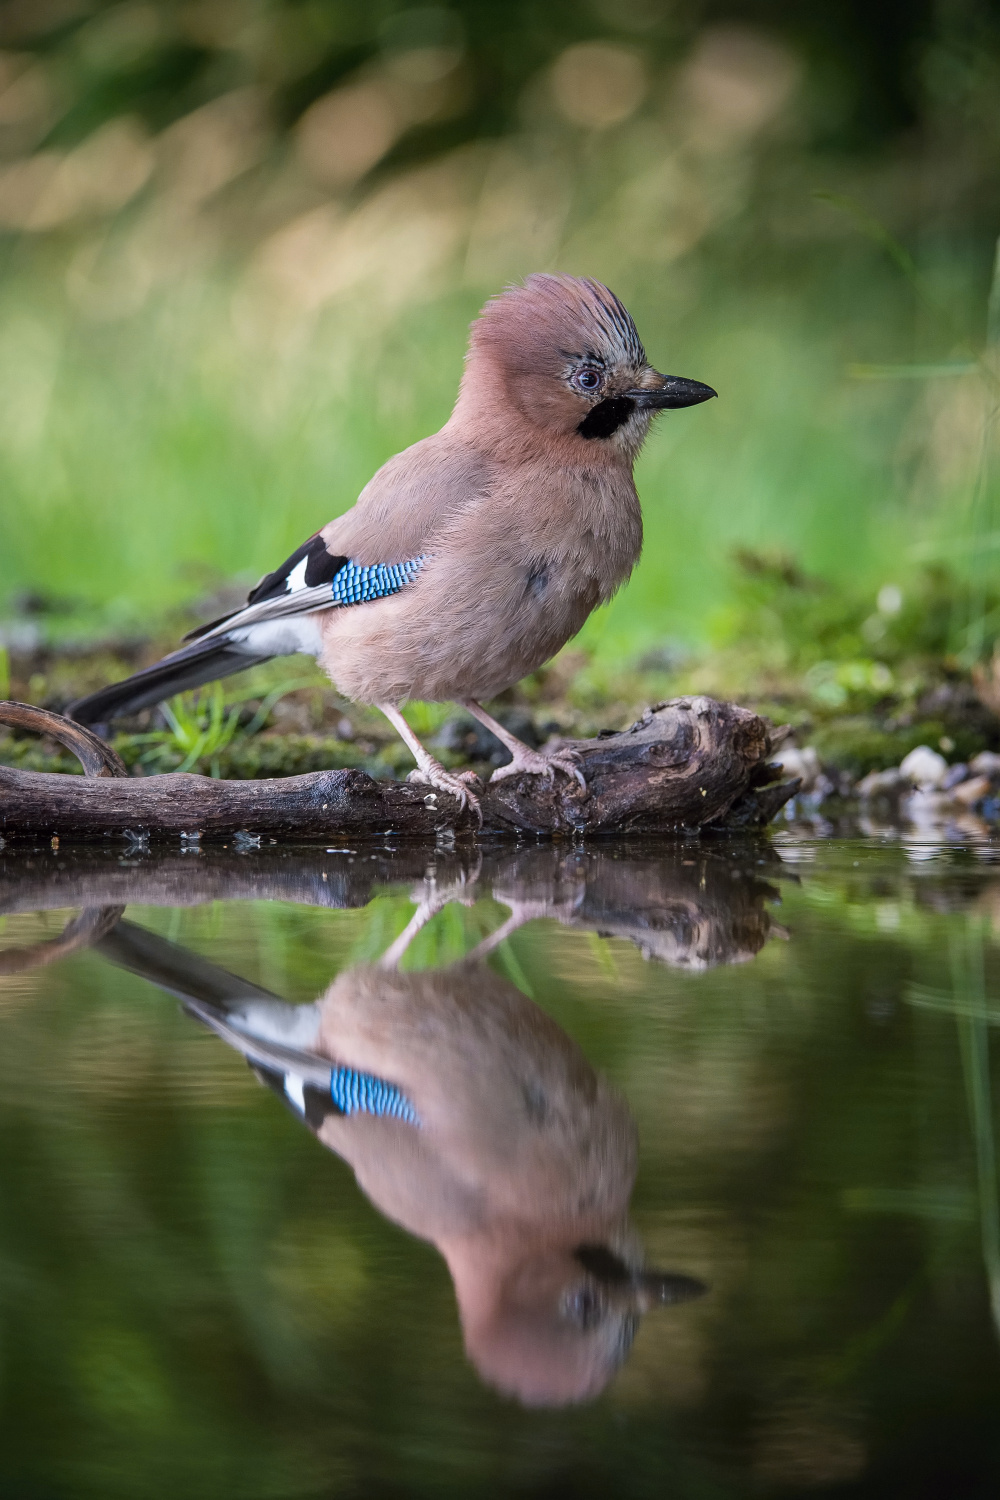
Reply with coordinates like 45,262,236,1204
809,718,988,778
0,735,83,775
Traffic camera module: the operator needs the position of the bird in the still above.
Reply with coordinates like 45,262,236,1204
69,274,716,816
96,909,706,1407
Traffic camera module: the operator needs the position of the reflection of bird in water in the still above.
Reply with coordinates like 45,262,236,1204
98,918,705,1408
383,844,785,973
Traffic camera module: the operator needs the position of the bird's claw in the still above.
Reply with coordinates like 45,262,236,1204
489,744,587,791
408,764,484,824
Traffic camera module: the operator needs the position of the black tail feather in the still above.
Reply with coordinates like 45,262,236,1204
96,917,282,1010
96,919,336,1088
68,638,272,724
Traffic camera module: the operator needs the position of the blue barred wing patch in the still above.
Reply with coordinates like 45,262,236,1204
330,1065,419,1124
331,556,426,606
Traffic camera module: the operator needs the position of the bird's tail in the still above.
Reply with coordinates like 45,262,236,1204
68,637,272,725
96,918,336,1088
97,916,282,1011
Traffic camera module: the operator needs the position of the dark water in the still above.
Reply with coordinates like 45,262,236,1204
2,833,1000,1499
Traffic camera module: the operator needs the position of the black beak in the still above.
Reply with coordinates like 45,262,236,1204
576,374,716,439
573,1244,708,1310
625,374,717,409
634,1271,707,1308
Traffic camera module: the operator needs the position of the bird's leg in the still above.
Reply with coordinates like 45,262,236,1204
378,896,443,969
463,902,551,962
379,867,481,970
377,703,483,822
462,700,586,790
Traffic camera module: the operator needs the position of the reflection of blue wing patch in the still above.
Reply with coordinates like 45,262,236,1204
330,1065,419,1124
331,556,425,606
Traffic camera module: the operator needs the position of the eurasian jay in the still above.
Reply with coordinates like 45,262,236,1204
97,908,705,1407
70,274,715,814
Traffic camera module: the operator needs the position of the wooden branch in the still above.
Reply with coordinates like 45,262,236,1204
0,700,128,777
0,697,796,842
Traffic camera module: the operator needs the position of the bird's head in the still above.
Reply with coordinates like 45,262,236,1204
460,273,716,460
459,1239,706,1407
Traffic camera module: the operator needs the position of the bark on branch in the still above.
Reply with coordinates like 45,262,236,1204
0,697,796,842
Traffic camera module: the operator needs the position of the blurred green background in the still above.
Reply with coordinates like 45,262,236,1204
0,0,998,672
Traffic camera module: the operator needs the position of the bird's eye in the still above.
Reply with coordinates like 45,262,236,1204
574,367,601,392
562,1284,605,1330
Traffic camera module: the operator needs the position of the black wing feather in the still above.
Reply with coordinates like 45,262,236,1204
185,534,347,642
250,533,345,601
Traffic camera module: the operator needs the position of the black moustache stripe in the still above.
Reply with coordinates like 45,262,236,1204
577,396,636,439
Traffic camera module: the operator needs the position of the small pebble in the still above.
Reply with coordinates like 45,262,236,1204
856,767,905,800
952,774,991,808
899,745,948,790
970,750,1000,778
773,744,821,791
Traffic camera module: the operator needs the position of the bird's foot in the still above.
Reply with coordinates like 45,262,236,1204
407,762,484,824
489,742,586,791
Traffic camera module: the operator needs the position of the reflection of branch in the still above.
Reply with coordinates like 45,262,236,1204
0,843,784,971
0,905,125,974
382,846,783,972
0,697,795,839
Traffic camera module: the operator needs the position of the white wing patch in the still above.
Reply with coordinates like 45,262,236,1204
228,614,326,659
284,555,311,593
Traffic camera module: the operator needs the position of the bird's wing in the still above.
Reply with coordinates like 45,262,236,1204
98,918,420,1124
185,532,427,644
320,432,495,563
69,532,430,723
184,434,493,644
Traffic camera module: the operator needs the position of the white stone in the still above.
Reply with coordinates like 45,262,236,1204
899,745,948,790
857,767,905,799
772,743,821,790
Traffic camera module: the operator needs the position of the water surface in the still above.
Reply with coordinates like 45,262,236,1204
1,835,999,1498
